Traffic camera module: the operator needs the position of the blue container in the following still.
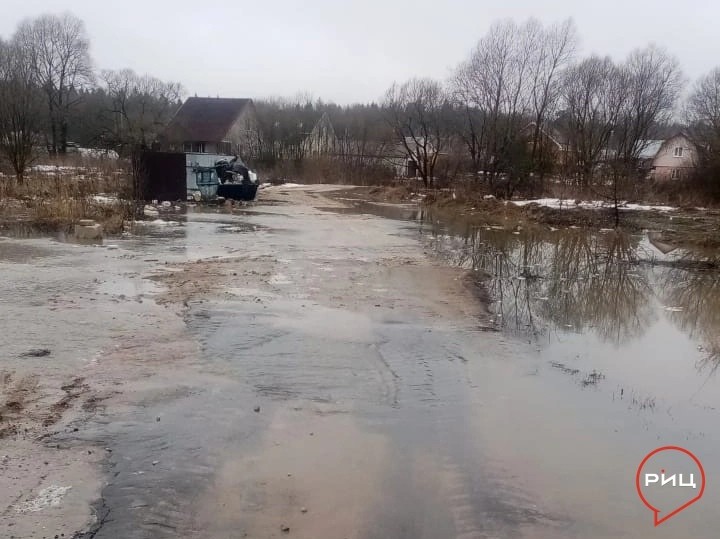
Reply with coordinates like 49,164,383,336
195,168,219,200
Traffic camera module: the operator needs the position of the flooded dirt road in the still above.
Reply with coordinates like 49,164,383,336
2,185,720,538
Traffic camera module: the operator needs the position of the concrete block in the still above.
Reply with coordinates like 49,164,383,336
74,223,103,240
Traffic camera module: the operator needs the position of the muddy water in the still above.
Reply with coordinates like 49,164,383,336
418,220,720,419
4,189,720,538
316,198,720,536
407,212,720,537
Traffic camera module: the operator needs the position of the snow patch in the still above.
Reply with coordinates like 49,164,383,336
91,194,119,204
133,219,180,226
510,198,677,212
15,485,72,513
31,165,81,173
78,147,119,159
269,183,304,189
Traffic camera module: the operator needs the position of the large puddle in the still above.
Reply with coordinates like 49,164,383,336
339,199,720,430
421,221,720,409
6,193,720,538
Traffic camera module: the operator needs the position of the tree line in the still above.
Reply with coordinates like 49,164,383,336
0,13,183,182
2,13,720,198
232,19,720,197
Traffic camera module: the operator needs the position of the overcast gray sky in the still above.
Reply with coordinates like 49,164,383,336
2,0,718,103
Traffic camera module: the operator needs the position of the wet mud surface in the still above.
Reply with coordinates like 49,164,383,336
2,185,720,538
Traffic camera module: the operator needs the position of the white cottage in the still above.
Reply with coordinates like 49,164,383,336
648,133,698,181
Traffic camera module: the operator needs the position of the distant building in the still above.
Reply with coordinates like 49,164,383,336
647,133,698,181
161,96,260,194
637,140,664,172
384,137,440,178
303,112,338,157
162,97,259,158
522,122,571,165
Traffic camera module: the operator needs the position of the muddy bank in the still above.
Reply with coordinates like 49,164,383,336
0,226,199,538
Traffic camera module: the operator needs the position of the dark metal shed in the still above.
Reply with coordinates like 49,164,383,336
136,151,186,201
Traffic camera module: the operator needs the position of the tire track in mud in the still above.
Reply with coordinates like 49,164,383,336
361,321,568,539
367,341,400,407
189,298,404,407
428,405,570,539
373,323,470,409
438,456,492,539
190,306,292,356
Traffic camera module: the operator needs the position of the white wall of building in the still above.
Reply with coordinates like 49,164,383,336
185,152,234,191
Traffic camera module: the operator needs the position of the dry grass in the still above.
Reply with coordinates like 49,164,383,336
335,182,720,248
256,156,395,186
0,156,135,234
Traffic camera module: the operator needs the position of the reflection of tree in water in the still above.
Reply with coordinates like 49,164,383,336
425,225,655,345
662,255,720,374
541,231,655,343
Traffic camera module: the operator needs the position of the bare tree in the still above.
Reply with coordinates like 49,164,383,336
448,65,487,172
687,67,720,153
0,39,43,183
685,67,720,198
102,69,183,155
452,19,543,192
16,13,93,154
613,45,684,164
599,46,683,223
255,95,320,163
528,19,578,172
560,55,625,187
383,78,448,187
559,47,683,223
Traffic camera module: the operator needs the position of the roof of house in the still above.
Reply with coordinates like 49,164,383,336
652,132,697,158
638,140,664,160
308,112,337,139
521,122,569,148
164,97,252,143
401,137,438,156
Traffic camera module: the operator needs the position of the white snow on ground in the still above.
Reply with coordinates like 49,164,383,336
31,165,81,173
148,219,179,226
132,219,181,226
265,183,305,189
510,198,677,212
78,147,119,159
143,205,160,218
14,485,72,513
91,194,119,204
622,203,677,211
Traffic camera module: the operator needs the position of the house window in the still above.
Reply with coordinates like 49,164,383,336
219,141,232,155
673,147,683,157
184,142,206,153
671,169,680,180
